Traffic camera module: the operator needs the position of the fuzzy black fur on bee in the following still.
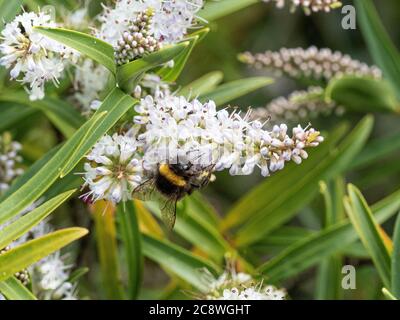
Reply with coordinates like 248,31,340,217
133,162,215,229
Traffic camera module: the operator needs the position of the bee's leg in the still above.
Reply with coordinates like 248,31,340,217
189,182,201,190
199,173,213,188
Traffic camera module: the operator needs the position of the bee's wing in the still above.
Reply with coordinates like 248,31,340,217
159,197,177,230
132,179,158,202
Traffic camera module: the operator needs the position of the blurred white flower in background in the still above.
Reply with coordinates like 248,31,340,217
240,47,382,81
72,58,111,113
263,0,342,15
0,133,24,195
251,86,345,124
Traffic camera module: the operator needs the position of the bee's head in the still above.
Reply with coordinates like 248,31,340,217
171,163,192,174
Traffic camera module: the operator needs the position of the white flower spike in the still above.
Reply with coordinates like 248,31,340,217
83,93,323,205
97,0,204,47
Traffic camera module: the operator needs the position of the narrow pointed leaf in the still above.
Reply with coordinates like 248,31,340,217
257,187,400,282
60,92,137,176
391,213,400,298
134,200,164,239
355,0,400,99
0,277,37,300
199,0,258,21
315,180,344,300
325,76,400,113
198,77,273,106
158,28,209,81
142,234,221,291
117,42,189,90
0,146,61,202
0,190,76,249
146,200,230,261
0,228,88,281
118,202,143,300
34,27,116,74
0,92,85,138
0,0,23,31
0,105,38,132
0,88,134,226
315,257,342,300
67,267,89,284
350,131,400,170
344,185,391,288
92,201,124,300
178,71,224,98
382,288,398,300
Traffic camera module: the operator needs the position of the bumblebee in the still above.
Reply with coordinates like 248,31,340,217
133,162,215,229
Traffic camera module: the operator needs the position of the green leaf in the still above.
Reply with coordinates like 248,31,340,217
0,92,85,138
382,288,398,300
44,0,76,10
142,234,221,291
60,90,137,176
118,202,143,300
186,193,221,228
315,179,345,300
0,277,37,300
67,267,89,284
146,199,230,262
315,257,342,300
345,185,391,288
0,145,61,202
232,116,373,246
158,28,210,82
0,88,135,226
178,71,224,98
117,42,189,90
350,131,400,170
34,27,116,74
325,76,400,113
0,228,88,282
0,190,76,250
0,0,23,31
198,77,273,106
252,226,315,254
355,0,400,99
31,97,85,138
92,201,124,300
391,213,400,298
356,160,400,190
199,0,258,21
257,187,400,282
0,105,38,133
